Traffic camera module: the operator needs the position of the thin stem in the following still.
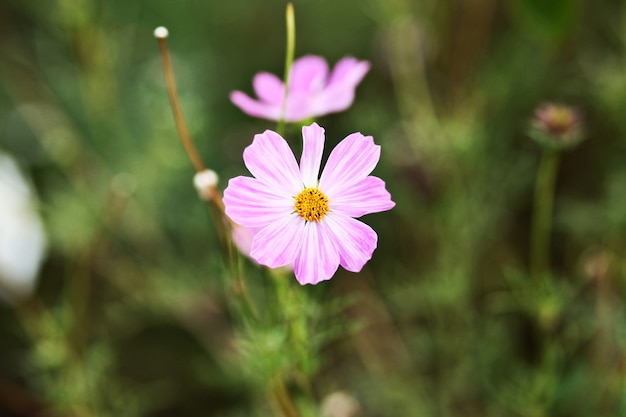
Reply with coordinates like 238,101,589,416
270,268,314,395
155,27,258,318
530,150,560,281
155,28,231,240
155,29,206,173
226,233,260,322
272,374,301,417
277,3,295,137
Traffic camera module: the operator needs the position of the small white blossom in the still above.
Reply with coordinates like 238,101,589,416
193,169,219,201
0,154,46,302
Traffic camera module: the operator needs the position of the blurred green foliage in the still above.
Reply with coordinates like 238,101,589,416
1,0,626,416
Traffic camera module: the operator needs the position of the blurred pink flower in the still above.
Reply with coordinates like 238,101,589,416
230,223,260,260
230,55,370,122
223,123,394,285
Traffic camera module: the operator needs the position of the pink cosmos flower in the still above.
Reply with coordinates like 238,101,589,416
223,123,395,285
230,55,370,122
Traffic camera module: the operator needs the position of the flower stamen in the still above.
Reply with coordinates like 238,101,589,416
294,187,329,222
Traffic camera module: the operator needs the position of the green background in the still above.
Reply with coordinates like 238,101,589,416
1,0,626,416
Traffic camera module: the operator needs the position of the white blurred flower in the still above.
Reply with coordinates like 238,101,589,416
0,154,46,302
321,391,360,417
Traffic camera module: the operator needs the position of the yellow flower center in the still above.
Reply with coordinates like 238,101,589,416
294,187,329,222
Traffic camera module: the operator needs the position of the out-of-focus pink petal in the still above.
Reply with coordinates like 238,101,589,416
330,176,395,217
231,224,261,259
318,133,381,197
253,72,285,105
321,213,377,272
289,55,329,93
300,123,325,188
283,92,313,122
327,58,370,90
224,176,293,227
251,215,304,268
230,91,282,121
289,56,367,119
311,89,356,117
294,222,339,285
314,58,370,115
243,130,302,195
232,56,368,122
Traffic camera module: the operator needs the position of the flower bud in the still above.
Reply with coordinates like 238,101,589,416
0,154,46,303
529,103,584,150
321,391,360,417
193,169,219,201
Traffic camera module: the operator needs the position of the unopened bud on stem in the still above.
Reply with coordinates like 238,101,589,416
194,170,219,201
529,102,584,150
153,26,169,39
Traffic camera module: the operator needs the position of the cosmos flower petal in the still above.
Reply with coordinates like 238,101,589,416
243,130,302,195
300,123,325,188
252,72,285,105
251,215,304,268
327,57,370,89
290,55,329,93
318,132,381,197
294,222,339,285
283,96,314,122
321,213,377,272
330,176,395,217
223,176,293,227
317,58,370,114
231,55,368,122
230,91,282,121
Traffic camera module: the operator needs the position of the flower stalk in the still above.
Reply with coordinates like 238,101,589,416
155,26,259,318
528,103,583,282
530,149,559,281
272,374,301,417
154,27,206,173
154,27,230,237
278,3,296,137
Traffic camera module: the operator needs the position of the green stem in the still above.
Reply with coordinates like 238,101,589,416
530,150,560,281
272,374,301,417
226,236,259,322
156,31,206,173
277,3,295,137
270,268,313,394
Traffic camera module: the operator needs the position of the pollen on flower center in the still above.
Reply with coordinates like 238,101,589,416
294,187,329,222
